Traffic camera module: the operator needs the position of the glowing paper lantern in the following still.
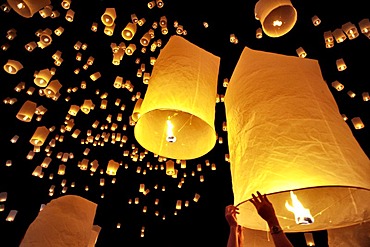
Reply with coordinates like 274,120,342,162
254,0,297,38
34,68,52,87
4,59,23,74
224,46,370,233
6,0,50,18
134,35,220,160
16,100,37,122
20,195,97,247
122,22,137,41
30,126,50,146
106,159,119,175
101,8,116,26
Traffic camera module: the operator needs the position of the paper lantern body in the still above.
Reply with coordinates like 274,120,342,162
16,100,37,122
224,46,370,232
20,195,97,247
254,0,297,37
134,35,220,160
7,0,50,18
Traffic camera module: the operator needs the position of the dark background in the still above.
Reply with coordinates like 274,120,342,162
0,0,369,246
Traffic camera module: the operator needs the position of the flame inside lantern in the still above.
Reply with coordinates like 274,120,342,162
285,191,314,225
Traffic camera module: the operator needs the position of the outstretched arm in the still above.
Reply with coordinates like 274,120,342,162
225,205,243,247
250,191,294,247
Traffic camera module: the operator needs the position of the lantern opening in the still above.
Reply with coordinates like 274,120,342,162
285,191,314,225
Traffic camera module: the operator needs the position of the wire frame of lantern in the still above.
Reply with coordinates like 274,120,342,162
16,100,37,122
4,59,23,74
122,22,137,41
101,8,116,26
134,35,220,160
254,0,297,38
6,0,51,18
224,46,370,233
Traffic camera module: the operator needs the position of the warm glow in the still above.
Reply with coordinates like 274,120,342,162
285,191,314,225
166,118,176,143
273,19,283,26
17,3,24,9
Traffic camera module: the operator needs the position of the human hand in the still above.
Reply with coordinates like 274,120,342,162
250,191,279,226
225,205,239,228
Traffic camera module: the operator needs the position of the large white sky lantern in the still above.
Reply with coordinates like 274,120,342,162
224,46,370,232
20,195,98,247
254,0,297,38
134,35,220,160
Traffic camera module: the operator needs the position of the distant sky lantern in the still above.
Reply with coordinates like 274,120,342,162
224,46,370,233
44,79,62,98
140,31,152,46
34,68,52,87
358,18,370,34
122,22,137,40
256,27,263,39
351,117,365,129
125,43,136,55
331,80,344,91
165,160,175,175
81,99,93,114
132,98,143,122
342,21,359,39
39,28,53,47
6,0,50,18
156,0,164,8
106,159,119,175
61,0,71,9
134,35,220,160
101,8,116,26
4,59,23,74
25,41,37,52
311,15,321,26
148,1,155,9
336,58,347,71
104,23,115,36
332,28,346,43
16,100,37,122
254,0,297,38
296,47,307,58
30,126,50,146
65,9,74,22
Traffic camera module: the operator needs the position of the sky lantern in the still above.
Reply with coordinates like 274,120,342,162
6,0,50,18
254,0,297,37
224,46,370,233
20,195,97,247
134,35,220,160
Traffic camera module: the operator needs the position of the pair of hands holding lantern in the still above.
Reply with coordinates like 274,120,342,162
225,191,293,247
